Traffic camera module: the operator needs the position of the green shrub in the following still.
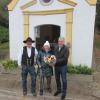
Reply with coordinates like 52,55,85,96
67,64,93,75
95,38,100,49
0,26,9,43
67,64,78,74
0,42,9,50
2,60,18,71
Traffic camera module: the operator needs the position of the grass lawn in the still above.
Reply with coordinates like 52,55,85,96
95,39,100,49
95,34,100,49
95,41,100,49
0,42,9,60
0,42,9,50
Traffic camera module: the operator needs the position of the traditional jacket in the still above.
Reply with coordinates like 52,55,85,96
21,46,35,66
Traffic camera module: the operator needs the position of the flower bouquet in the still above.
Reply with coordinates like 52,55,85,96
44,55,56,66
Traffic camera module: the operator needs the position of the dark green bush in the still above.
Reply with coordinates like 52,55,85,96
2,60,18,71
0,42,9,50
67,64,93,75
67,64,78,74
0,26,9,43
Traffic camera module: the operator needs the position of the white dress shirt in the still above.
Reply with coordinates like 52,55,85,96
59,47,61,51
18,47,38,66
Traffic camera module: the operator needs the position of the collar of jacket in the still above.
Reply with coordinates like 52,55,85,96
57,45,65,51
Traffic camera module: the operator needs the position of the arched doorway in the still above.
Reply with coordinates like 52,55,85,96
35,24,60,50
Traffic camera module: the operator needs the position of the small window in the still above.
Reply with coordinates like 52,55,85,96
40,0,54,6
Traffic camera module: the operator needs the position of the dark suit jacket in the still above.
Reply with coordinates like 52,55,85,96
54,45,69,67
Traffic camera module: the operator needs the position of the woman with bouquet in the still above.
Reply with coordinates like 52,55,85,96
37,41,55,95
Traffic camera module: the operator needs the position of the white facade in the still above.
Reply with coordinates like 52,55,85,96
8,0,96,67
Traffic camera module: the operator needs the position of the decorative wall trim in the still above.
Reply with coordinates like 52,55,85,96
20,0,37,10
23,8,74,63
85,0,97,6
8,0,77,11
66,10,73,62
58,0,77,7
23,14,29,39
23,8,74,15
8,0,19,11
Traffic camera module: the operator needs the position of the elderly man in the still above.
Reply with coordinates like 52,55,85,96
18,37,37,96
54,37,69,100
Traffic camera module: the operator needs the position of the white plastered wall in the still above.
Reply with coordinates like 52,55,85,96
8,0,96,67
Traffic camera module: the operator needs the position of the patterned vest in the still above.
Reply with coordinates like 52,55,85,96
21,46,35,66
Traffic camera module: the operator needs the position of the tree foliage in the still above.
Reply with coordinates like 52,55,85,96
0,25,9,43
0,0,10,28
96,0,100,32
0,0,10,43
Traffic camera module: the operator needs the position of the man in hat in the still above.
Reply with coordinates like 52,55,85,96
53,37,69,100
18,37,37,96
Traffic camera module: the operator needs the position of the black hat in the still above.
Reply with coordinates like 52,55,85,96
23,37,35,43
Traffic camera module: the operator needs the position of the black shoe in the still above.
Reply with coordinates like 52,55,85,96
61,94,66,100
40,90,43,96
32,92,37,96
23,91,27,96
47,88,52,93
54,91,61,96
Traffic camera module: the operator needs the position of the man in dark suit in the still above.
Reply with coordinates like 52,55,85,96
54,37,69,100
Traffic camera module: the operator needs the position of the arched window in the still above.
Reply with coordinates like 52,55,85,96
39,0,54,6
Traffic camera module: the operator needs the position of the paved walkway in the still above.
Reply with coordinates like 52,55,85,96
0,89,94,100
92,65,100,99
92,50,100,100
0,67,95,100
